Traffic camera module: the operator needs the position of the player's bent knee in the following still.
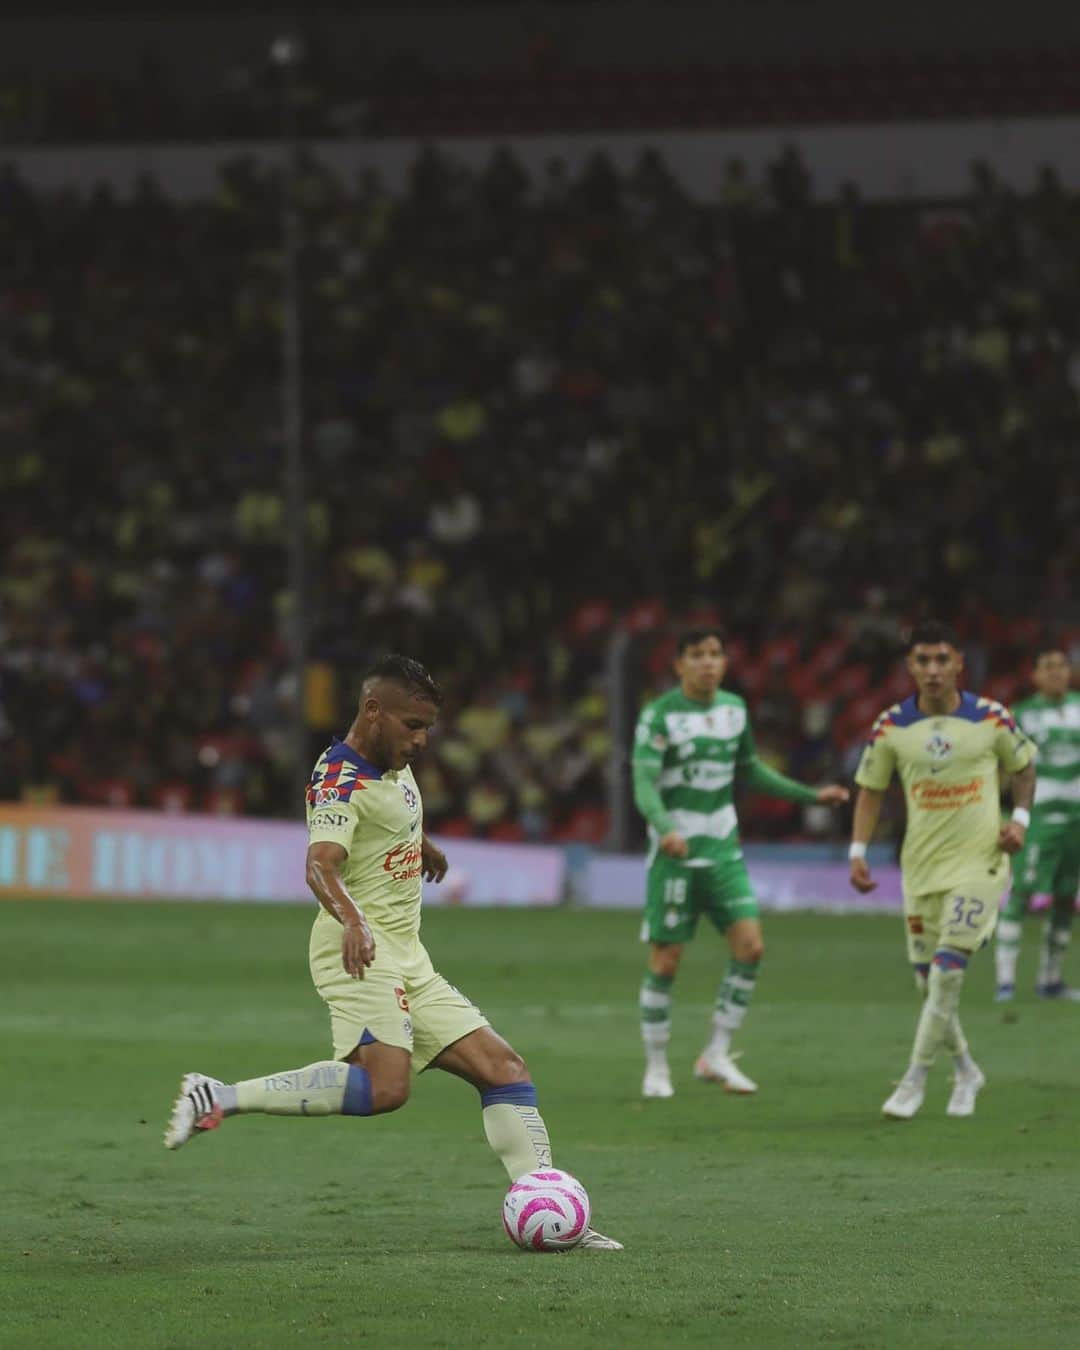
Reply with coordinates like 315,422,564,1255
649,944,682,978
490,1046,528,1086
346,1041,412,1114
369,1075,411,1114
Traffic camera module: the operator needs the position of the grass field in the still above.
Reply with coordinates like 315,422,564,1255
4,901,1080,1350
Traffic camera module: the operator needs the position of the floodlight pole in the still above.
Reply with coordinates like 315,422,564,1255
605,627,634,851
275,35,309,808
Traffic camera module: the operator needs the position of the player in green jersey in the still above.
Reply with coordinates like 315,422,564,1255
632,628,849,1099
994,647,1080,1001
850,621,1037,1120
165,655,621,1250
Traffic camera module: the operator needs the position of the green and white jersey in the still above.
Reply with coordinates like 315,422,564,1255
632,686,811,865
1014,691,1080,827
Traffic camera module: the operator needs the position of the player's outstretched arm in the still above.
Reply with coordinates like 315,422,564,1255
740,756,849,807
998,761,1036,855
849,787,885,893
734,713,847,805
305,841,375,978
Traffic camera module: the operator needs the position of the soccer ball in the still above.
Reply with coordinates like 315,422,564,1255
502,1168,590,1251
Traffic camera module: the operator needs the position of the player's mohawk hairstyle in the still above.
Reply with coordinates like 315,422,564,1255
364,654,443,706
905,620,959,651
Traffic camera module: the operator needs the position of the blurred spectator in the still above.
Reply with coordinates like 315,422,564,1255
1,144,1078,850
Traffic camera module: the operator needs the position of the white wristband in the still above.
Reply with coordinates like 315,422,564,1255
1011,807,1031,829
848,841,867,861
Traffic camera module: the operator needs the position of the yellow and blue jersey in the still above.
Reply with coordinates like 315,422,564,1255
305,740,424,940
855,692,1036,896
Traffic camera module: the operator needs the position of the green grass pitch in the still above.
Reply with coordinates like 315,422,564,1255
4,901,1080,1350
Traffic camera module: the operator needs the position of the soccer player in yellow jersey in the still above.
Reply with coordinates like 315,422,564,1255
849,622,1037,1120
165,655,621,1249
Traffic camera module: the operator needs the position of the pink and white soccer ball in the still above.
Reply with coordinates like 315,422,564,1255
502,1168,591,1251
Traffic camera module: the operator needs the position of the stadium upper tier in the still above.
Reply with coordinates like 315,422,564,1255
2,47,1080,144
1,147,1077,842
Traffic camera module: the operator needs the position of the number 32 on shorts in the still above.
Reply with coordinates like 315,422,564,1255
949,895,986,930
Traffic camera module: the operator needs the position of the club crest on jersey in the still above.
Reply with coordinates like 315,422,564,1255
635,722,666,751
925,732,953,764
400,781,418,810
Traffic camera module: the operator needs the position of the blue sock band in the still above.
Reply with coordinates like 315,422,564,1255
480,1081,538,1109
933,949,968,972
342,1064,373,1116
914,962,930,980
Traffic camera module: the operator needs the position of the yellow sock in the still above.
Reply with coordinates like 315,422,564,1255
480,1084,551,1179
232,1061,371,1116
912,965,964,1068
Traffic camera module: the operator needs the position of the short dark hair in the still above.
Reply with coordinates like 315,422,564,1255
1034,644,1069,664
363,654,443,706
906,620,959,651
676,626,726,656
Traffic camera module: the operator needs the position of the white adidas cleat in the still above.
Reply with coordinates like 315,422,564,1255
576,1228,624,1250
693,1050,758,1094
642,1064,674,1098
946,1063,986,1118
164,1072,226,1150
882,1071,926,1120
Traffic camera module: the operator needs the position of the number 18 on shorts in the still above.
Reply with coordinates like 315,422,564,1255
641,855,759,944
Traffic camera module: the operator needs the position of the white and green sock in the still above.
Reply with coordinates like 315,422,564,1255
706,959,758,1057
1038,914,1072,988
995,918,1023,987
640,972,673,1072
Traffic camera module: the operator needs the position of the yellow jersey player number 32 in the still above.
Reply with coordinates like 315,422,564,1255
848,621,1036,1121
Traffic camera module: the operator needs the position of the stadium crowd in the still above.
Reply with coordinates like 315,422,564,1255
2,145,1078,842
